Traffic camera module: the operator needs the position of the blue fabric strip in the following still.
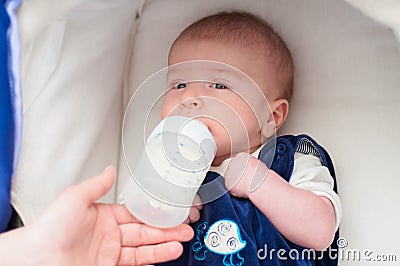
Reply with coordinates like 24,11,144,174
0,0,13,232
0,0,22,232
5,0,22,176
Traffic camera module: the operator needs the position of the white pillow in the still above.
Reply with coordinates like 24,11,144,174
345,0,400,48
14,0,139,224
119,1,400,265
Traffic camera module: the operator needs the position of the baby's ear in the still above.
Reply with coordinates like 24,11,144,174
261,99,289,138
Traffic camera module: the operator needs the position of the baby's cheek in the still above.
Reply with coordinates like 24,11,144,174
160,108,168,119
161,101,177,118
211,125,232,155
160,101,169,118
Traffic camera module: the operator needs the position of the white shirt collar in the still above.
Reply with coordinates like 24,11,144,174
209,145,264,176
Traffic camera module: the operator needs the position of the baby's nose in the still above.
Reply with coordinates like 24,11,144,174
180,96,204,109
180,83,205,110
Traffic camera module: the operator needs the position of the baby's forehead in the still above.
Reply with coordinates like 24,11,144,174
167,63,245,80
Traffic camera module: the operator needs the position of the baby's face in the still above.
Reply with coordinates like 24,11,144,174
162,40,276,165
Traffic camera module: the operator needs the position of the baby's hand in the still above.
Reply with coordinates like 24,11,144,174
225,152,269,198
184,194,203,224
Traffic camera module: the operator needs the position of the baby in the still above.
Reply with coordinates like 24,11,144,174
159,11,341,266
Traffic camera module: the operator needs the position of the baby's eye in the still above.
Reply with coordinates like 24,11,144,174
174,83,187,89
210,83,229,89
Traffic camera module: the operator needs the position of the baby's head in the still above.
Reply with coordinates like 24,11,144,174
162,11,293,165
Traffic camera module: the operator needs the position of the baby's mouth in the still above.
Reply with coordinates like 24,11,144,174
169,113,215,134
195,117,214,133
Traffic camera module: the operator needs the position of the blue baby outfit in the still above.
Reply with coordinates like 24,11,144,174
158,134,339,266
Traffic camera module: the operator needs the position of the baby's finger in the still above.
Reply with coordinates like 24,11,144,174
193,194,203,210
188,206,201,224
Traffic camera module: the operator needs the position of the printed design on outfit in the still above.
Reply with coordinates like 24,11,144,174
192,220,247,266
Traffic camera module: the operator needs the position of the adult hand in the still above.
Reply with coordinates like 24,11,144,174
2,166,193,266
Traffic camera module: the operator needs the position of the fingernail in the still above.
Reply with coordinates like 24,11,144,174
103,165,113,173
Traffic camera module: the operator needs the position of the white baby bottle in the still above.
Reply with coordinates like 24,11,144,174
124,116,216,228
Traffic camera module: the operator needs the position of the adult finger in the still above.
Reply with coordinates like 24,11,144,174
118,241,183,265
72,166,116,204
120,223,193,247
108,203,143,225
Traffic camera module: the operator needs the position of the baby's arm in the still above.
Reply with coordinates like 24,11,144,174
225,153,336,251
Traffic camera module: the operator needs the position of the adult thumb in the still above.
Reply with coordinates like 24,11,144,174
74,166,116,204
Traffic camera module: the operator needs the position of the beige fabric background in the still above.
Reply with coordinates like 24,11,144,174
15,1,400,265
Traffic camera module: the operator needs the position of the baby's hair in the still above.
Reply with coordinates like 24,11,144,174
170,11,294,101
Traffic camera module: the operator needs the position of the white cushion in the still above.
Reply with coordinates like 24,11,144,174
13,0,140,224
345,0,400,47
